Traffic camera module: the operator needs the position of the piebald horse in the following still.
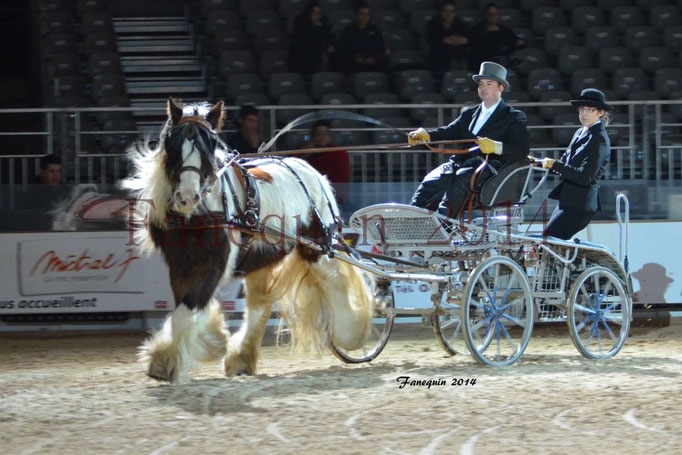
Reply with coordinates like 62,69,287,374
123,98,374,383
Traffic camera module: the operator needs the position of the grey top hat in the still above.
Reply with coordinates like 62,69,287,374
472,61,510,91
570,88,613,111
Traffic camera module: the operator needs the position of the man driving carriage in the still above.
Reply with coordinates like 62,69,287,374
408,61,529,217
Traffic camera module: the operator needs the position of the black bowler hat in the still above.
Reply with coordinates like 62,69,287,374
570,88,612,111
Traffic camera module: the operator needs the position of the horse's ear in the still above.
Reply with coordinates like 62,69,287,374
207,101,225,131
167,97,183,126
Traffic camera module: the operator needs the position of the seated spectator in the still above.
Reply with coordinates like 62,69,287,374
301,120,350,201
332,1,387,74
227,105,261,154
18,155,69,211
288,1,334,75
427,0,470,73
468,3,526,72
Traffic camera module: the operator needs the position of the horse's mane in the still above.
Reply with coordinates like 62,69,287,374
121,122,173,254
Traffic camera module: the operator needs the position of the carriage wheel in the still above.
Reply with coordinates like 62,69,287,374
433,298,470,356
462,256,534,366
567,266,631,359
330,284,394,363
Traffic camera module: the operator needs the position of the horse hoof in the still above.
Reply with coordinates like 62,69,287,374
235,369,251,376
147,367,175,382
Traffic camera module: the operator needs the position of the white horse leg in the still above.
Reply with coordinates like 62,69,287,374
224,268,274,376
140,300,228,384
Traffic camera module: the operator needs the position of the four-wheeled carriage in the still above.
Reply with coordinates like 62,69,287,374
329,161,633,366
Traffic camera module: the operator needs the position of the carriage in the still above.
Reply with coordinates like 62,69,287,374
127,99,633,383
327,164,633,367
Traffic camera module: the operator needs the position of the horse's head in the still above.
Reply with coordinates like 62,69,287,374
163,97,225,214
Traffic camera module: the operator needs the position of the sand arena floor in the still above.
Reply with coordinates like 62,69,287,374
1,323,681,454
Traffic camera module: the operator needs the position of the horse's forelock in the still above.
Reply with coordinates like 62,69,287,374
163,122,219,181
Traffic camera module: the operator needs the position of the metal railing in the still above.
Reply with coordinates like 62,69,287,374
1,101,681,189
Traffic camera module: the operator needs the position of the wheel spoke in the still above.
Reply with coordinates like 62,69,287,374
440,316,460,329
601,317,619,344
448,320,463,345
499,321,518,352
479,276,495,309
470,314,494,333
495,319,502,361
595,319,604,354
501,312,526,328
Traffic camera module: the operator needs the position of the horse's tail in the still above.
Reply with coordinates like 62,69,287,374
271,249,374,354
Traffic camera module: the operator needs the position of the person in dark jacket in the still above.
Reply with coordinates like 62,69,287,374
408,61,529,217
288,1,334,75
426,0,470,73
468,3,526,71
226,104,261,154
332,1,387,73
539,89,612,240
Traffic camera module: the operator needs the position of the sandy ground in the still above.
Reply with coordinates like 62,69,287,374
1,322,681,455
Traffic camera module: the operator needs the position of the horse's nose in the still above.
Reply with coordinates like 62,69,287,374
174,190,199,207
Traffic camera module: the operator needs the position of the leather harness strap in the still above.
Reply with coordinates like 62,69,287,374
178,115,214,132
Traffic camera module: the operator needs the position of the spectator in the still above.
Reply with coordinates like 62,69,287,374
227,105,261,154
288,1,334,75
468,3,526,71
302,121,350,185
19,155,68,211
426,0,470,73
332,1,387,74
407,62,529,216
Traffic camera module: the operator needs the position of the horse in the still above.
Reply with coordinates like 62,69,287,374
122,98,375,383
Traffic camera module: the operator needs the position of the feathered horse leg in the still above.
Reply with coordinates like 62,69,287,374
224,267,277,376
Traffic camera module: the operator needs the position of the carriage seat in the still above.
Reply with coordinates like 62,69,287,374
470,159,549,228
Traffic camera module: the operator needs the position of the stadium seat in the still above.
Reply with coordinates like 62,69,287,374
624,26,658,53
544,27,576,57
240,0,274,17
320,92,357,107
441,70,473,101
364,93,402,119
598,47,634,73
40,0,73,13
41,11,74,35
498,9,524,29
612,67,648,99
43,32,77,56
514,48,549,75
513,28,535,48
668,90,682,120
284,130,310,149
571,7,605,35
205,10,242,36
639,47,675,73
373,116,410,144
234,92,270,108
650,6,680,29
551,113,580,145
88,51,121,76
527,68,565,100
276,93,312,125
218,50,256,77
559,0,592,10
383,29,417,51
399,0,438,14
211,29,249,55
91,72,127,99
352,72,388,100
525,114,551,146
388,49,424,71
330,119,367,146
410,92,445,123
51,75,83,99
84,31,117,55
328,9,353,35
520,0,554,13
253,28,289,53
476,0,514,8
258,51,288,77
409,9,437,35
456,9,480,28
268,72,305,100
81,11,113,35
279,0,306,20
397,69,435,100
654,68,682,99
47,53,80,78
310,72,345,100
246,10,283,36
200,0,237,16
610,6,645,33
664,26,682,52
227,73,263,102
532,7,566,35
557,46,592,75
455,92,480,105
598,0,633,10
627,90,660,101
571,69,607,95
373,10,406,31
584,27,619,55
538,91,572,120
